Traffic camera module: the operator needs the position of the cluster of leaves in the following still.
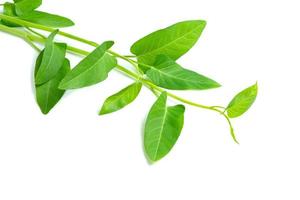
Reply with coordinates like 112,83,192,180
0,0,258,163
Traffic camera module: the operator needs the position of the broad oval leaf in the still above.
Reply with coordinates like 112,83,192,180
226,83,258,118
59,41,117,90
131,20,206,70
15,0,42,15
19,11,75,27
36,58,71,114
99,82,142,115
144,92,185,162
146,55,221,90
35,30,67,85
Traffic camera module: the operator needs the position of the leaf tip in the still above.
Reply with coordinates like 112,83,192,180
98,109,108,116
58,81,67,90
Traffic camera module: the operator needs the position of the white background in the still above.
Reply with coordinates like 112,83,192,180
0,0,300,199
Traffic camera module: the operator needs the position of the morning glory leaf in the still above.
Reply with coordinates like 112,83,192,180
59,41,117,89
19,11,74,27
14,0,42,16
131,20,206,71
35,58,71,114
35,30,67,85
145,55,221,90
99,82,142,115
144,92,185,162
226,83,258,118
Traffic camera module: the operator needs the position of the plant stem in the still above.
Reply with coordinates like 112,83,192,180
25,26,46,39
0,17,238,143
24,37,41,52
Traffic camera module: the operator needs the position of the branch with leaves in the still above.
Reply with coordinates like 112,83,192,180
0,0,258,162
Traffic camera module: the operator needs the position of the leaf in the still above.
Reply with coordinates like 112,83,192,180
35,58,71,114
35,30,67,85
144,92,185,162
99,82,142,115
15,0,42,15
145,55,221,90
19,11,74,28
226,83,258,118
34,49,44,77
59,41,117,90
131,20,206,71
1,2,20,27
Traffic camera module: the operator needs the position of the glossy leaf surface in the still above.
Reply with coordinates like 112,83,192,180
146,55,220,90
144,92,185,162
35,30,67,85
131,20,206,70
99,82,142,115
59,41,116,89
20,11,74,27
226,83,258,118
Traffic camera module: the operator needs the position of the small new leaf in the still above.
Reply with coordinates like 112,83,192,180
99,82,142,115
19,11,75,27
14,0,42,16
36,58,71,114
35,30,67,85
144,92,185,162
131,20,206,71
226,83,258,118
146,55,221,90
59,41,116,89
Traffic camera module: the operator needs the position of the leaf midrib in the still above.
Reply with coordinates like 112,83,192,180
153,106,168,160
138,23,203,58
38,43,55,81
149,66,208,85
106,84,139,107
62,53,107,86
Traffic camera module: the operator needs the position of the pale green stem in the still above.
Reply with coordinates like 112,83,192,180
25,27,46,39
24,37,41,52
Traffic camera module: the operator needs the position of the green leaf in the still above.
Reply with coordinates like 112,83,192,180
145,55,221,90
99,82,142,115
226,83,258,118
15,0,42,15
144,92,185,162
59,41,117,90
34,49,44,77
35,30,67,85
131,20,206,71
35,58,71,114
19,11,74,27
1,2,20,27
